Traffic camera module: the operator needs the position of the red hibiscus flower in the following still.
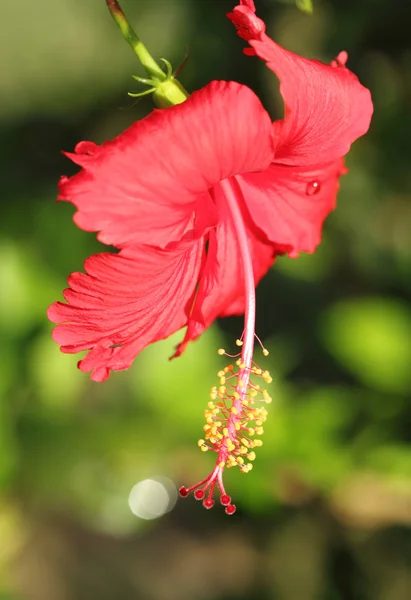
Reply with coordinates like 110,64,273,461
48,1,373,513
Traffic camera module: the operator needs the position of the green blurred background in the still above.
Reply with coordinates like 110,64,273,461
1,0,410,598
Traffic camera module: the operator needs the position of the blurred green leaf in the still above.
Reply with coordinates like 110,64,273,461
366,444,411,479
276,235,336,282
0,400,17,489
320,298,411,394
131,327,223,436
27,333,87,410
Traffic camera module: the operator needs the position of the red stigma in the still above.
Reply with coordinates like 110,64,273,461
225,504,236,515
220,494,231,506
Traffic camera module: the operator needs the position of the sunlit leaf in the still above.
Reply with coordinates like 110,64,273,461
295,0,313,14
0,241,58,337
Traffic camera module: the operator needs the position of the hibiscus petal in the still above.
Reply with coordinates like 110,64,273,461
59,81,274,249
173,183,275,356
47,240,204,381
236,159,346,256
227,3,373,165
252,38,373,165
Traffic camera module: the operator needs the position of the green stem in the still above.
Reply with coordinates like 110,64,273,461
105,0,166,81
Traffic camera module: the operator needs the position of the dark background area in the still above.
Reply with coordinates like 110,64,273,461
0,1,410,598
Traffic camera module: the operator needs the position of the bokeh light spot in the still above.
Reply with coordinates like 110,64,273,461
128,478,177,520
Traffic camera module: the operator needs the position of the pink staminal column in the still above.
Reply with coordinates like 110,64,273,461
179,178,271,515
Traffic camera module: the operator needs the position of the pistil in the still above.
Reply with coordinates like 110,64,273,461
179,179,272,514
